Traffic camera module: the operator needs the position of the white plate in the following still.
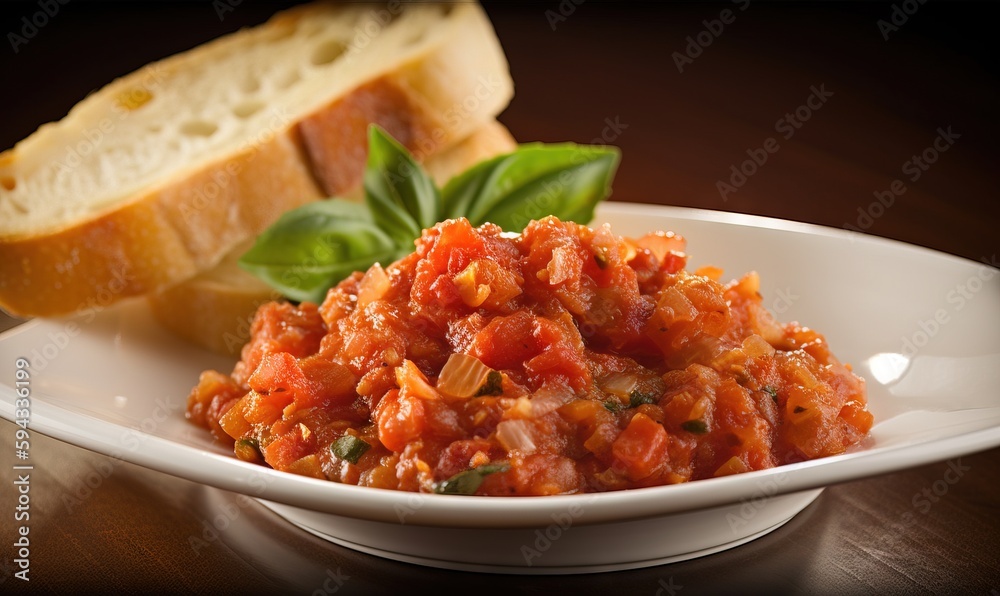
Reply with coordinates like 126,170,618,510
2,203,999,573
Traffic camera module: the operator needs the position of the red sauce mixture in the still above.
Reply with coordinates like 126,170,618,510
188,217,872,495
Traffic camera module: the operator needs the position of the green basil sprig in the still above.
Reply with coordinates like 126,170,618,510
240,125,620,303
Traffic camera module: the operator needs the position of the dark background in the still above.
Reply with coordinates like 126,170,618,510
1,1,999,594
1,1,998,260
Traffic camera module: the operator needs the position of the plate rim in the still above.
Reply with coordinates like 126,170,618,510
1,202,998,529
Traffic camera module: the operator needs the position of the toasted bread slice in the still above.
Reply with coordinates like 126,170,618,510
0,1,511,317
148,120,518,356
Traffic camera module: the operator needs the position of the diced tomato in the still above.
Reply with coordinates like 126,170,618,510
189,216,873,496
187,370,244,443
713,379,775,472
264,423,317,471
234,302,326,386
297,356,357,408
374,389,426,453
469,310,542,371
486,453,584,496
434,438,497,480
611,412,670,481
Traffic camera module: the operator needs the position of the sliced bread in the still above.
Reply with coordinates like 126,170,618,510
0,1,512,317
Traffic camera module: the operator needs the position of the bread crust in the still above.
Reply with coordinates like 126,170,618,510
0,2,512,317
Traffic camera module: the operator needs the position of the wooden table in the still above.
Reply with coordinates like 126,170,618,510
2,2,998,593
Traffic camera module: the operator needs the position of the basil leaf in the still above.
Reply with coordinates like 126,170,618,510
433,462,510,495
681,419,708,434
239,200,401,303
629,389,658,408
242,126,622,304
474,370,503,397
331,435,371,465
441,143,620,231
364,125,441,247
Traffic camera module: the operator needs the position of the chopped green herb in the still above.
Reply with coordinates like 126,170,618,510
475,370,504,397
629,390,658,408
331,435,371,465
604,400,625,413
763,385,779,402
434,462,510,495
681,419,708,434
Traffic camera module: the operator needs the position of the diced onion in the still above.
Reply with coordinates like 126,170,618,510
714,455,749,477
509,396,533,418
688,395,711,420
453,261,491,307
677,335,727,368
219,398,251,439
742,334,776,358
496,419,537,453
436,353,495,399
452,260,522,308
284,454,325,479
658,286,699,322
357,263,390,308
789,360,820,389
530,383,573,417
395,360,440,400
749,303,786,346
599,373,639,401
547,245,578,285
